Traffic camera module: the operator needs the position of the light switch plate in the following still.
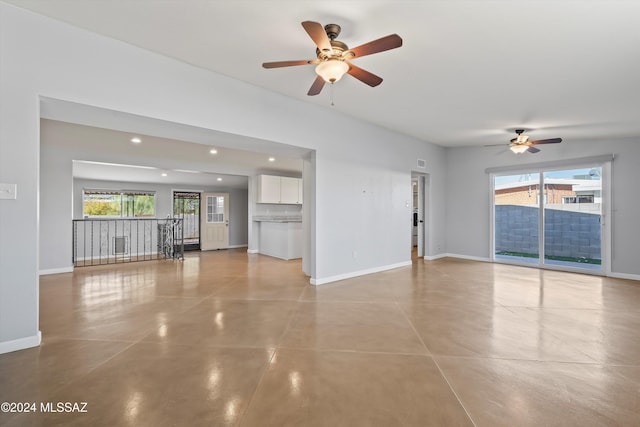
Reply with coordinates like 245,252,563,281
0,183,17,200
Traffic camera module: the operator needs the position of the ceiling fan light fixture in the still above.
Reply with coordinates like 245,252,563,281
510,144,529,154
315,60,349,83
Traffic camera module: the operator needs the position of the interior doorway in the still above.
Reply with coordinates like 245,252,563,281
173,191,201,251
411,173,428,260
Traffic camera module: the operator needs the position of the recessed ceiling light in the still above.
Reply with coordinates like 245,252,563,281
209,149,218,154
268,157,276,162
161,173,167,177
217,177,223,182
130,137,142,144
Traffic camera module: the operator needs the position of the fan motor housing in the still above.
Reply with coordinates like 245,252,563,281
316,40,350,60
324,23,341,40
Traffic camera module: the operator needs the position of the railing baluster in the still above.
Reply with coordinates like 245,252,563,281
72,218,184,267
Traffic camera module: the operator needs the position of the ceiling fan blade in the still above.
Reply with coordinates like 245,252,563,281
347,34,403,58
307,75,325,96
527,146,541,154
301,21,332,52
347,63,383,87
262,60,314,69
530,138,562,145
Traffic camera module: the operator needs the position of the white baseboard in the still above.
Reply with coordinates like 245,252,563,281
227,244,248,249
74,252,159,262
39,267,73,276
246,249,259,254
608,272,640,282
310,261,413,286
423,253,447,261
442,253,492,262
0,331,41,355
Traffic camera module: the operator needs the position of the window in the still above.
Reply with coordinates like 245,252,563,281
206,196,224,223
563,195,594,204
493,166,603,271
83,190,155,218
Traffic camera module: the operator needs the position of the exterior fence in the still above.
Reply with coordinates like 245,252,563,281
180,214,199,244
72,218,184,267
495,205,601,261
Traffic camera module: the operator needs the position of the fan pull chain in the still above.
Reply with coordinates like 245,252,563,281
330,82,335,106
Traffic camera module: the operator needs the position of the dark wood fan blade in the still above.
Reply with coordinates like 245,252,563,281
347,63,383,87
301,21,332,52
530,138,562,145
527,146,541,154
348,34,403,58
307,75,325,96
262,60,313,69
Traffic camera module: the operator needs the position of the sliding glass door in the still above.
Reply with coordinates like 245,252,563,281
494,166,603,272
543,168,602,270
494,173,540,264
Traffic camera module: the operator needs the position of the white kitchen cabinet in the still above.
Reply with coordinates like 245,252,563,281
257,175,281,203
298,179,303,204
280,177,300,204
256,220,302,260
257,175,302,204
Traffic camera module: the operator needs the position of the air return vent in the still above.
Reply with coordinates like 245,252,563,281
113,236,128,255
416,159,426,169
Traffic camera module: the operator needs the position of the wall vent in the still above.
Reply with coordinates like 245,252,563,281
417,159,426,169
113,236,129,255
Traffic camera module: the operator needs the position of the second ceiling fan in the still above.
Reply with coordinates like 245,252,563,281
262,21,402,95
507,129,562,154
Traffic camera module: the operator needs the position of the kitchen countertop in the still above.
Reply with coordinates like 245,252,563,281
253,216,302,223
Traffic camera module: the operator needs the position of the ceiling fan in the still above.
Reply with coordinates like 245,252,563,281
506,129,562,154
262,21,402,96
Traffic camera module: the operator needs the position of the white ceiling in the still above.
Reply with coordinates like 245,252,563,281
7,1,640,149
42,118,304,189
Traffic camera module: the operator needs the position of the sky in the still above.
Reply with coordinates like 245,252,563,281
495,167,601,186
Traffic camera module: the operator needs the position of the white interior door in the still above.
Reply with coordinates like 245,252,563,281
201,192,229,250
417,175,426,257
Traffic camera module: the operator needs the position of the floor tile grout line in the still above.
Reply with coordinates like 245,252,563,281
395,301,478,426
395,301,434,356
236,343,280,426
164,291,307,424
273,345,431,357
20,338,141,412
426,353,640,368
431,356,479,427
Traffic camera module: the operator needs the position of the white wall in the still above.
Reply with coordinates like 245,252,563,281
0,4,446,352
39,144,74,274
445,138,640,277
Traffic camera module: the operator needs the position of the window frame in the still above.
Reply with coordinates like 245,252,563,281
487,155,613,276
82,189,157,219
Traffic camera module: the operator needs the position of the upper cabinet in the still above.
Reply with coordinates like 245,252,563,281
257,175,303,204
257,175,281,203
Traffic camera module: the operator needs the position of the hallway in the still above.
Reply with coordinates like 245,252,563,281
1,249,639,426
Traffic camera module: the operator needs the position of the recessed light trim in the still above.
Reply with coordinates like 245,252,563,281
130,137,142,144
217,177,223,182
268,157,276,162
161,173,168,177
209,149,218,154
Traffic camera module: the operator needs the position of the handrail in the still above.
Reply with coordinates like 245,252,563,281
72,218,184,267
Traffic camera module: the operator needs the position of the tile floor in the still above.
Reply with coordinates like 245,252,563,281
1,249,640,426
